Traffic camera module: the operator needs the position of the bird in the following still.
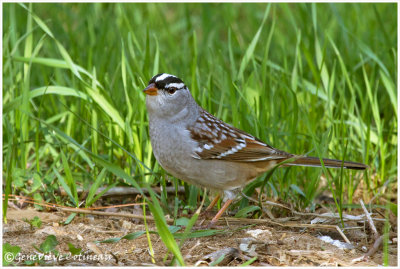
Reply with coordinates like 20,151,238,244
143,73,368,227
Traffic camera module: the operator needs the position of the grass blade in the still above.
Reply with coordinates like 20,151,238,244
147,187,185,266
85,168,107,207
86,87,125,132
237,4,271,80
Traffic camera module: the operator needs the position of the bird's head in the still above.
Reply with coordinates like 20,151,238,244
144,73,195,120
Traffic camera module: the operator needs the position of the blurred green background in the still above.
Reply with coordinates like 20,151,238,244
3,3,397,218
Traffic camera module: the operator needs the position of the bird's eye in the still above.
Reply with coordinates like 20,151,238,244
166,87,177,94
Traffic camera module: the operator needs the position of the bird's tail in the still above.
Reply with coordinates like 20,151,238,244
282,156,368,170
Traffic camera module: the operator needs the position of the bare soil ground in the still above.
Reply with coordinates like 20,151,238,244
3,206,397,266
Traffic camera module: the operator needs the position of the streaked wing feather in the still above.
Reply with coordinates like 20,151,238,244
188,110,292,162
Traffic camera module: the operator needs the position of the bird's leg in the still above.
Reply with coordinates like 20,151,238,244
200,193,221,219
207,199,233,228
204,193,221,212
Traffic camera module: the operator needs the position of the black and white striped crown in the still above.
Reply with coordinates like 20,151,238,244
149,73,187,90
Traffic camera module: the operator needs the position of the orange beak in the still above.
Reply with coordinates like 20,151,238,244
143,83,158,96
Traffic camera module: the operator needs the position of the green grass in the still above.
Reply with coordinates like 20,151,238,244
3,2,397,264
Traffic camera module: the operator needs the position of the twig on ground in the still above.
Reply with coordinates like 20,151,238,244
365,235,384,257
218,217,352,244
61,186,185,198
360,199,379,240
334,226,352,244
239,194,385,223
351,235,383,264
59,207,174,224
351,200,383,264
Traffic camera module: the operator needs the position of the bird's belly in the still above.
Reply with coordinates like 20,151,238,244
160,155,265,191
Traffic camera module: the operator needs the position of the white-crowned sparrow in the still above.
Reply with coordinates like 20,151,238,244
144,73,367,226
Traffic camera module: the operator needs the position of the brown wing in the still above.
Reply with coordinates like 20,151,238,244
188,110,293,162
